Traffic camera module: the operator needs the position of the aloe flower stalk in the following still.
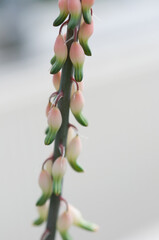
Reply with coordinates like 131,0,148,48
53,0,69,27
34,1,98,239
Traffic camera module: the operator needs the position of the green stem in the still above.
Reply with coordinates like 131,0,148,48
44,27,74,240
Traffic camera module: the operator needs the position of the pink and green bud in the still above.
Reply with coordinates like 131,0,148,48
50,35,68,74
69,205,99,232
36,170,52,206
53,72,61,91
52,157,67,195
68,0,82,29
70,90,88,126
53,0,69,26
79,19,94,56
50,55,56,65
57,211,73,240
45,106,62,145
66,135,83,172
33,204,49,226
81,0,94,24
70,42,85,82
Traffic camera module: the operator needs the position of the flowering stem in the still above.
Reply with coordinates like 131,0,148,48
44,26,77,240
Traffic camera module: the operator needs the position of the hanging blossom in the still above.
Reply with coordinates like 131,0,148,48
34,0,98,239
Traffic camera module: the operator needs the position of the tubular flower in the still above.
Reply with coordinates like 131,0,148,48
45,159,53,176
50,34,68,74
33,204,49,226
70,42,85,82
36,170,52,206
45,106,62,145
81,0,94,24
57,211,73,240
68,0,82,29
69,205,99,231
52,156,67,195
66,135,83,172
79,18,94,56
70,90,88,126
53,72,61,91
53,0,69,26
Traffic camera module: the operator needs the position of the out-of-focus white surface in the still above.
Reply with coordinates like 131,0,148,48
0,0,159,240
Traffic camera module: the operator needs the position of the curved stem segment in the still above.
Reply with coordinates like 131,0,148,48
43,27,74,240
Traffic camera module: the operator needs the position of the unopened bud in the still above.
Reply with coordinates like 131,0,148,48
53,72,61,91
36,170,52,206
33,204,49,226
70,90,88,126
46,102,52,117
66,135,83,172
68,0,82,29
79,19,94,56
70,42,85,82
57,211,73,240
69,205,99,232
53,0,69,26
52,157,67,195
81,0,94,24
45,159,53,176
50,35,68,74
45,106,62,145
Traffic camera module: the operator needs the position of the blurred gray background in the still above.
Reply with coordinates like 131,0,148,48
0,0,159,239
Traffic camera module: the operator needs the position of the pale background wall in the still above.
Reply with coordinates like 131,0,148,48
0,0,159,239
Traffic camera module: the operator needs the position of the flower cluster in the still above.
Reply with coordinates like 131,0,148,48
34,0,97,239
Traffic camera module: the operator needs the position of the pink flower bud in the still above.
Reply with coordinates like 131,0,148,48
52,157,67,195
68,0,82,29
81,0,94,24
82,0,94,9
66,135,83,172
70,90,88,126
36,170,52,206
53,0,69,26
54,35,68,62
68,205,99,232
33,204,49,226
50,35,68,74
70,42,85,81
48,106,62,129
45,106,62,145
52,72,61,91
79,19,94,55
39,170,52,195
70,90,84,114
57,211,73,233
